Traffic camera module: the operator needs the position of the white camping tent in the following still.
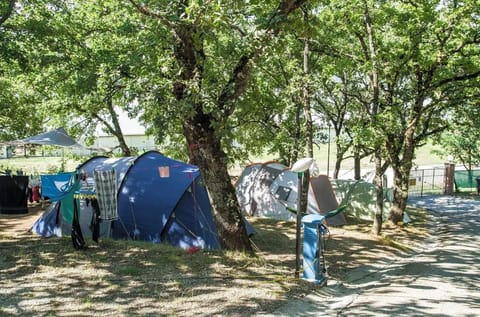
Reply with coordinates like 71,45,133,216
235,162,346,226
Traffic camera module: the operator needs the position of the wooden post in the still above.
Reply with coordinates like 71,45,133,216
443,163,455,195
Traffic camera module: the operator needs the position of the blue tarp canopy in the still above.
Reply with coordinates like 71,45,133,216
16,128,83,148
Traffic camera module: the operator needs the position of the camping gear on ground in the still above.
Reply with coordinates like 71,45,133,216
235,162,346,226
302,214,328,285
0,175,29,214
32,151,232,250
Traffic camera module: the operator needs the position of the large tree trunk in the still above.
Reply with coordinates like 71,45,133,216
389,168,409,224
170,25,252,251
387,127,415,224
388,159,414,224
183,113,252,252
130,0,307,252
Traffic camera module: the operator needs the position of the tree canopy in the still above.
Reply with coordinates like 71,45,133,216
1,0,479,241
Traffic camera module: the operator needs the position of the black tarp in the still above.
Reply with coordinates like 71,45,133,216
0,175,29,214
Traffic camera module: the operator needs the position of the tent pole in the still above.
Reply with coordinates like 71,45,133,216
295,172,303,279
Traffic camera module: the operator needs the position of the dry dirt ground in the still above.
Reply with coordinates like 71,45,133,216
0,204,429,316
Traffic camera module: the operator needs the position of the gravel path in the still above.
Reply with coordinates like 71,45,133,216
266,196,480,316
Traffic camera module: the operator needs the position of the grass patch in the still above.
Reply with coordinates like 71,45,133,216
117,265,142,276
1,203,431,316
0,156,81,174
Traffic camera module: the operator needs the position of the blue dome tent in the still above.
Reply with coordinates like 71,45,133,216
33,151,222,250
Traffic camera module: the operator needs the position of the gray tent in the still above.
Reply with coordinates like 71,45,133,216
16,128,83,148
235,162,347,226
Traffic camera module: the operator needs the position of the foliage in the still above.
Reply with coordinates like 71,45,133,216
310,0,480,225
2,0,479,236
0,0,45,141
433,101,480,170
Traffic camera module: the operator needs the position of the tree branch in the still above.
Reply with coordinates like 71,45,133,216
217,55,251,116
0,0,15,27
433,70,480,89
266,0,308,33
217,0,307,116
128,0,173,28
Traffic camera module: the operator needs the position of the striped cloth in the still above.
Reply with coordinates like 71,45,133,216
93,169,118,220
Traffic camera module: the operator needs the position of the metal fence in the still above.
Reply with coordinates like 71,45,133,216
408,167,446,197
453,169,480,193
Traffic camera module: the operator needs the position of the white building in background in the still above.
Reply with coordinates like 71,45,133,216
92,134,156,153
89,110,157,154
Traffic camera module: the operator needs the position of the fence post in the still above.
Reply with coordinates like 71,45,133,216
443,163,455,195
421,170,425,197
432,168,436,192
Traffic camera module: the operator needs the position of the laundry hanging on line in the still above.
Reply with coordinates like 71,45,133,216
93,169,118,220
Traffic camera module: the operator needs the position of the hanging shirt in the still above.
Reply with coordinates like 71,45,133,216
93,169,118,220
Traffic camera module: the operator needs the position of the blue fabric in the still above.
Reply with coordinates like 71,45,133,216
69,151,254,250
31,202,62,238
111,152,209,246
78,152,222,249
165,177,221,249
40,173,75,202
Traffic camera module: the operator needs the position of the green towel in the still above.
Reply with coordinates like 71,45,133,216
60,178,80,224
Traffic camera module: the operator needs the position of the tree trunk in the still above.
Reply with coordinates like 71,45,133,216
387,126,415,224
170,23,252,251
333,157,342,179
303,8,313,159
129,0,308,252
388,161,414,224
183,113,252,252
372,152,384,235
389,168,409,224
354,150,361,180
362,1,382,235
106,98,131,156
333,141,348,179
289,103,302,166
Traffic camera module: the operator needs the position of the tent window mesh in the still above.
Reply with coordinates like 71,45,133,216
275,186,291,202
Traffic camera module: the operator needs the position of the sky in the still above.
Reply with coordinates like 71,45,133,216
96,109,146,136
